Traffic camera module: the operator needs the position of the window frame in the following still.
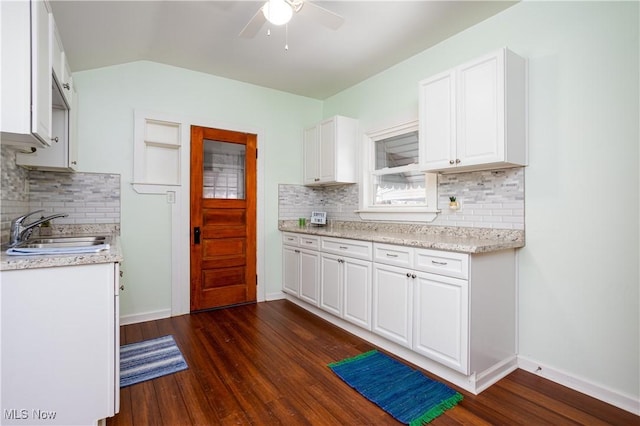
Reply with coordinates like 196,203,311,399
357,120,439,222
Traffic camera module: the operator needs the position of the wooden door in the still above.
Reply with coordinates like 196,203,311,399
190,126,257,311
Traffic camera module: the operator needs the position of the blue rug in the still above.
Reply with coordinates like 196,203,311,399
120,335,188,388
328,350,462,425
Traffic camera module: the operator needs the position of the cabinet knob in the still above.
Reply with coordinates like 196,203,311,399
51,136,59,143
406,272,411,278
449,160,455,165
455,159,461,164
119,284,124,291
71,161,77,165
63,83,70,90
412,274,417,279
314,178,320,182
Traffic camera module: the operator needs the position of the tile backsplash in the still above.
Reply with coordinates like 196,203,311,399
1,146,121,242
279,167,524,230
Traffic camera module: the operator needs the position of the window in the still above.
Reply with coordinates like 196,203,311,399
359,121,438,222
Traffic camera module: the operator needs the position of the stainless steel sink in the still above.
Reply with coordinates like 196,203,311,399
6,235,111,255
19,236,108,248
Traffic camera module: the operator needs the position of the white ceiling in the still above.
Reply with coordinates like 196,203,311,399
49,1,517,100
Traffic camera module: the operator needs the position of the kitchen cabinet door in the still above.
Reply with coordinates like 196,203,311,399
303,125,319,185
342,257,372,330
0,0,52,147
419,69,456,171
282,245,300,296
413,272,469,374
372,263,413,348
299,249,320,305
320,253,342,316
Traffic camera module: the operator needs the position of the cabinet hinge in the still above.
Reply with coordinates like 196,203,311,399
256,275,258,286
256,149,258,159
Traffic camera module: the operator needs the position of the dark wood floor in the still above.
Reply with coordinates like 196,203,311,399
108,300,637,425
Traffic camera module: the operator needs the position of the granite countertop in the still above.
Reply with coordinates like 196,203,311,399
1,225,123,271
279,221,524,254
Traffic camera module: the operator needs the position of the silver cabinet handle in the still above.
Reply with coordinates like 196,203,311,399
449,160,455,165
386,253,398,258
339,246,348,250
411,274,416,279
431,260,448,265
406,272,411,278
51,137,59,143
304,240,314,244
294,249,300,253
455,159,461,164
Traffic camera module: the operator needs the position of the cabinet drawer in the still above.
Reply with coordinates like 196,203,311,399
374,243,413,268
282,233,320,250
299,235,320,250
282,233,300,246
321,237,372,261
414,248,469,279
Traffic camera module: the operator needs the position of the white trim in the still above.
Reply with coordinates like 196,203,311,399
120,308,172,326
518,356,640,416
357,209,438,222
130,109,266,318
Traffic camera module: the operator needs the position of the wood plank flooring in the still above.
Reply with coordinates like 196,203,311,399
108,300,638,425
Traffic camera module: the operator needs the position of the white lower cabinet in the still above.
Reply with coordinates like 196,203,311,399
320,252,372,329
282,233,320,305
282,233,516,391
413,272,469,374
372,263,413,348
1,262,120,425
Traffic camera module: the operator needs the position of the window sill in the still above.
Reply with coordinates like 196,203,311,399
356,208,439,223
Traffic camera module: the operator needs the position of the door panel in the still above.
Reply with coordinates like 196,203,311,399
190,126,257,311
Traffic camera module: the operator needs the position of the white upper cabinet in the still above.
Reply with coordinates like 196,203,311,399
1,0,52,147
51,18,74,108
419,48,527,173
303,115,358,186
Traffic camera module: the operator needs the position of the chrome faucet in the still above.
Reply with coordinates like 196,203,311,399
9,210,69,247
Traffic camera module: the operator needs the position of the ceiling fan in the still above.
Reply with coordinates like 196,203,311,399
239,0,344,38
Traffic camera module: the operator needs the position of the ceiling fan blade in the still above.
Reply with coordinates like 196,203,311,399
300,1,344,30
239,7,267,38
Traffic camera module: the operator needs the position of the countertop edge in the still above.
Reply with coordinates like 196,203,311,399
279,225,525,254
1,235,124,271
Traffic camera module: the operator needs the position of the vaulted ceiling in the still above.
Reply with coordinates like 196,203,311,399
50,1,517,100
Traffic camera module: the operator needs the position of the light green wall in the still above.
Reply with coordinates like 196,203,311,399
324,1,639,403
74,1,639,404
73,61,321,317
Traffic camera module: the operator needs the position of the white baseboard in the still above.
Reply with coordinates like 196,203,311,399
119,308,172,326
266,291,286,301
518,356,640,416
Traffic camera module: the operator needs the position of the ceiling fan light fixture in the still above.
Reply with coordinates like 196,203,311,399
262,0,293,26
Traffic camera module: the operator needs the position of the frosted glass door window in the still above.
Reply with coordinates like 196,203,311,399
203,140,246,199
